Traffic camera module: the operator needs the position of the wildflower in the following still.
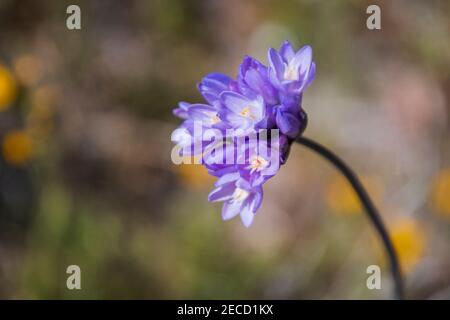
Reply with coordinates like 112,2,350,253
238,56,278,106
236,138,280,186
188,104,227,130
221,91,265,131
390,217,426,273
431,168,450,218
2,130,34,166
0,64,17,111
268,41,316,95
275,101,306,138
326,175,384,216
171,40,315,227
197,73,237,107
208,173,263,227
172,101,191,119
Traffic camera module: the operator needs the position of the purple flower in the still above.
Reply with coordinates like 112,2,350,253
198,73,238,107
221,91,266,132
171,40,315,227
187,104,229,131
238,56,278,106
236,138,280,186
208,173,263,227
275,104,302,138
268,40,316,95
173,101,191,119
170,122,196,156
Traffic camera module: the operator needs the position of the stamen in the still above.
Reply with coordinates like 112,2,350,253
284,65,298,81
211,114,221,124
248,156,269,173
231,188,249,203
239,106,254,119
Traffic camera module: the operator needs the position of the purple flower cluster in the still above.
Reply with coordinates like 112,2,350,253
172,41,315,227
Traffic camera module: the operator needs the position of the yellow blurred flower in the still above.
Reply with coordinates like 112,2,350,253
326,174,383,215
177,156,215,190
2,130,34,166
431,168,450,217
0,64,17,111
13,54,42,86
389,217,426,273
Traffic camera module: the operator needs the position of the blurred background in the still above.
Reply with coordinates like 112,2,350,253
0,0,449,299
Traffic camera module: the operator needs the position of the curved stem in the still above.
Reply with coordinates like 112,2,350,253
295,136,405,300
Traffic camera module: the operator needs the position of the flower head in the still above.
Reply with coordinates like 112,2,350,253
171,40,315,227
